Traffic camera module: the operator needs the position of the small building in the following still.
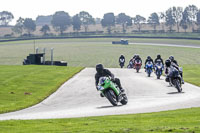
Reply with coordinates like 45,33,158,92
112,39,129,45
23,52,67,66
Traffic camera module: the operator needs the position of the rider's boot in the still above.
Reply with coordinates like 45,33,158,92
100,93,104,97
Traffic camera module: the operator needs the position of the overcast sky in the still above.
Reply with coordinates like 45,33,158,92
1,0,200,25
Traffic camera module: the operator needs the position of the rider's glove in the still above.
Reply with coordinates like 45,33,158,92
97,85,104,91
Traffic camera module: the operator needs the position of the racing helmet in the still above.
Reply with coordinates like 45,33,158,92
169,56,174,61
157,54,161,59
165,59,171,67
96,64,104,73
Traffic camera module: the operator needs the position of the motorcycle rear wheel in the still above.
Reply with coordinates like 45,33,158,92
120,94,128,105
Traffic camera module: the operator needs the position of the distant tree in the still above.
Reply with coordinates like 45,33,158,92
72,14,81,32
116,13,132,33
0,11,14,26
51,11,71,35
79,11,95,32
23,18,36,36
133,15,146,32
165,8,176,32
95,18,101,24
101,13,115,34
36,15,52,26
40,24,50,36
180,9,190,32
12,17,24,36
147,13,160,32
196,10,200,29
185,5,198,31
159,12,166,31
172,7,183,32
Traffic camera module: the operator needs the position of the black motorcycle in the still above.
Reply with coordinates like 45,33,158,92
166,67,183,92
127,60,133,68
119,58,125,68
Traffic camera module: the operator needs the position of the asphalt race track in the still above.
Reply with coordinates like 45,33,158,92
0,68,200,120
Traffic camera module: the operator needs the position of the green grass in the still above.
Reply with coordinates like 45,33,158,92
0,38,200,66
0,65,83,114
183,65,200,86
0,38,199,132
0,107,200,133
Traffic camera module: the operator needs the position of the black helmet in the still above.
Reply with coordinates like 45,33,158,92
157,54,161,59
169,56,174,61
96,64,104,73
165,59,171,67
147,56,151,59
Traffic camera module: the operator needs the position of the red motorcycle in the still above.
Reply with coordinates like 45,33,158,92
134,59,142,72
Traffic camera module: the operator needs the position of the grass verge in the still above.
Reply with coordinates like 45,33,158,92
0,65,83,114
0,65,199,132
183,64,200,87
0,108,200,133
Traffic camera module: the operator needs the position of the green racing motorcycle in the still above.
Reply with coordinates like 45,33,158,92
97,76,128,106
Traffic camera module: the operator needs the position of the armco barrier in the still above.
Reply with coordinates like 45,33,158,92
1,35,200,43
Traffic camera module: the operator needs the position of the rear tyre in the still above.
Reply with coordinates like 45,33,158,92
105,89,118,106
120,94,128,105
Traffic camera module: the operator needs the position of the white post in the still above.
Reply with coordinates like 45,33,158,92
51,48,54,65
43,48,46,64
36,47,39,54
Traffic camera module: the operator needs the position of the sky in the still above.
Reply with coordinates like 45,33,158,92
1,0,200,25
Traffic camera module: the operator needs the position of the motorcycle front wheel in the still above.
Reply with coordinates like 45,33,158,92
175,79,182,92
105,89,118,106
156,71,161,79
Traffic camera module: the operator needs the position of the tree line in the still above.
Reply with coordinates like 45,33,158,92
1,4,200,36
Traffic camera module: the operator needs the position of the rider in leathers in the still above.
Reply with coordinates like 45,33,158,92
165,56,184,84
95,64,125,97
144,56,154,71
154,54,164,65
145,56,154,66
119,54,125,66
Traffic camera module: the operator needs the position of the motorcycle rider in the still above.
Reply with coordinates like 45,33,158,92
169,55,178,66
154,54,164,65
144,56,154,71
165,59,173,82
165,57,184,84
145,56,154,66
127,59,134,68
133,54,142,68
119,54,125,66
134,54,142,63
95,64,125,97
133,54,137,60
